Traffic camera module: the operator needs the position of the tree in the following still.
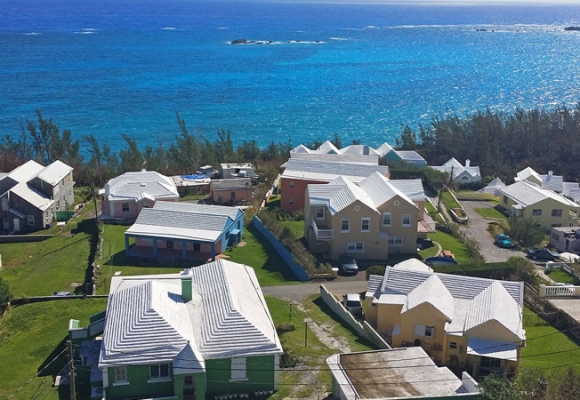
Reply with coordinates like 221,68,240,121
479,374,521,400
0,277,11,314
118,134,144,172
506,217,545,248
84,135,103,186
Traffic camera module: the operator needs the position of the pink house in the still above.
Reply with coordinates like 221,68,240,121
100,170,179,221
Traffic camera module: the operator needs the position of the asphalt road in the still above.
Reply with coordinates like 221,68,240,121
261,279,369,303
459,200,526,262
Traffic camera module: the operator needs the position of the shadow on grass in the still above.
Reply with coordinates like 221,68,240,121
246,223,300,282
266,197,280,210
37,337,68,377
105,249,206,269
311,296,378,350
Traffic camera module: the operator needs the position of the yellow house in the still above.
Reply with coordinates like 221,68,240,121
365,260,525,378
304,172,434,261
499,180,578,230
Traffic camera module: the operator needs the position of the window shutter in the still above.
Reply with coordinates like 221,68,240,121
414,324,425,336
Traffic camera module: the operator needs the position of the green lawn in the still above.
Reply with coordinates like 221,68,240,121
454,191,499,202
521,306,580,371
0,298,108,400
440,191,461,210
474,207,508,220
425,201,438,215
425,230,470,264
545,268,578,285
95,221,296,294
280,220,305,240
266,294,376,399
0,215,97,297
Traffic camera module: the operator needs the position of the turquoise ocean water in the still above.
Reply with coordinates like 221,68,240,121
1,0,580,151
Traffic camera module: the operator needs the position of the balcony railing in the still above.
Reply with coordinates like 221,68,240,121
311,218,333,240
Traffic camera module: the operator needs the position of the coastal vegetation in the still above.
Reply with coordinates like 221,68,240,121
396,104,580,182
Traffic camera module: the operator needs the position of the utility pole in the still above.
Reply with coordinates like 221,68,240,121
67,340,77,400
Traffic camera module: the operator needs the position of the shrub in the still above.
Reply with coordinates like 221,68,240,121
366,265,386,280
276,324,296,335
0,278,11,314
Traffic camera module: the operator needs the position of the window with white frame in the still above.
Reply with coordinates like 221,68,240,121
347,242,364,252
150,364,170,380
316,208,324,219
341,219,350,232
382,212,391,227
361,218,370,232
230,357,247,381
114,366,128,383
388,236,403,246
27,215,34,226
402,214,411,227
414,324,435,338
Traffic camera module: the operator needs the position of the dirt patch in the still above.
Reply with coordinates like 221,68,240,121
297,304,351,353
70,282,84,288
237,241,247,247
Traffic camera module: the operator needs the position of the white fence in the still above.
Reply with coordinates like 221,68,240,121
539,284,579,298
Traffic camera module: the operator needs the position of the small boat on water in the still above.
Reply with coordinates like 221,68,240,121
425,256,459,267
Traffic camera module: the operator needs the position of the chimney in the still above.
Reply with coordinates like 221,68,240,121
363,145,369,155
180,268,193,302
548,170,553,176
465,159,471,167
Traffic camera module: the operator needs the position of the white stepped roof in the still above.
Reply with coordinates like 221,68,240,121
100,260,282,368
394,259,433,273
290,144,313,154
36,160,73,186
403,275,454,321
358,172,417,209
464,281,523,339
318,140,340,154
516,167,542,183
376,143,394,157
307,176,378,215
389,179,425,201
153,201,242,220
107,170,178,201
500,180,578,208
288,152,378,165
282,158,388,183
443,157,463,168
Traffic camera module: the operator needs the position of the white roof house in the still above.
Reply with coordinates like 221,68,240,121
104,170,179,202
500,180,578,209
10,182,54,211
125,201,243,243
515,167,579,196
368,263,525,360
284,152,379,167
36,160,73,186
282,158,389,183
429,158,481,183
477,177,505,196
100,260,283,368
289,141,394,158
5,160,45,183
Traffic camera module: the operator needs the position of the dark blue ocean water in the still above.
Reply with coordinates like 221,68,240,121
1,0,580,152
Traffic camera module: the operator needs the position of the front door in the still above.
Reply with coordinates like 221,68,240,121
13,218,20,232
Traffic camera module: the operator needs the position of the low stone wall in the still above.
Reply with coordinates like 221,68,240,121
319,284,390,349
0,234,53,243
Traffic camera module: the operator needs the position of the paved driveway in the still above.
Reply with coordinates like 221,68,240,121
460,201,526,262
262,279,368,303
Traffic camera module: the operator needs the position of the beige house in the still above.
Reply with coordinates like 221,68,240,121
365,260,525,378
304,172,434,261
499,180,579,230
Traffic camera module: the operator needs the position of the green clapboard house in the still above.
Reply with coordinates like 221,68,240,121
74,260,283,400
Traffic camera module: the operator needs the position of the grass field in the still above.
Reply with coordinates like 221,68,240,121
521,306,580,372
0,298,108,400
545,268,578,285
95,221,296,294
440,191,461,210
454,191,499,202
425,230,470,264
280,220,305,240
0,212,97,298
474,207,508,220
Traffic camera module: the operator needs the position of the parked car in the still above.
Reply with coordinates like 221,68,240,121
342,293,363,316
339,254,359,275
527,247,560,261
494,234,515,248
